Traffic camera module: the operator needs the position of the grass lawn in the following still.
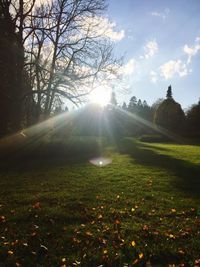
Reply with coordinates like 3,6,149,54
0,139,200,266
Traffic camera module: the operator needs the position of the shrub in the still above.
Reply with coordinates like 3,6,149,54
154,98,185,134
139,134,171,143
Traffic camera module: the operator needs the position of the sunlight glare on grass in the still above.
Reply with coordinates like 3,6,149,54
89,156,112,166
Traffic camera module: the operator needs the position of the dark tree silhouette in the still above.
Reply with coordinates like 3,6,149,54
166,85,173,99
0,0,24,135
110,91,117,106
128,96,137,113
122,102,127,110
186,100,200,137
0,0,37,136
154,86,185,134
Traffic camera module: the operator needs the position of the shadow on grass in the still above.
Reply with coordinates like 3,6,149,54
0,135,107,172
0,155,94,173
118,138,200,198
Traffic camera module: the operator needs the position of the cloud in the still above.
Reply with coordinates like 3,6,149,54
150,70,158,83
33,3,125,42
141,40,158,59
106,28,125,41
82,16,125,42
151,8,170,20
35,0,52,7
97,17,125,41
160,60,188,79
120,59,136,75
183,37,200,63
159,37,200,80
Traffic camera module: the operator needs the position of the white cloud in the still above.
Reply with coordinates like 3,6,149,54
151,8,170,20
160,60,188,80
159,37,200,80
150,70,158,83
183,37,200,63
98,18,125,41
141,40,158,59
106,28,125,41
120,59,136,75
82,16,125,41
35,0,52,7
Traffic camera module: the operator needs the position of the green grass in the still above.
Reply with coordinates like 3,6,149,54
0,139,200,266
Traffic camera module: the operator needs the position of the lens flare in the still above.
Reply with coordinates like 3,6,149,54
89,157,112,167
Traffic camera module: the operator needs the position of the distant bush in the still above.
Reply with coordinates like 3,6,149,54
139,134,171,143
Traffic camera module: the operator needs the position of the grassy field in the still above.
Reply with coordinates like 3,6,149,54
0,139,200,266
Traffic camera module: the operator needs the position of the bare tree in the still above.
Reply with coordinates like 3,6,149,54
24,0,120,119
0,0,120,135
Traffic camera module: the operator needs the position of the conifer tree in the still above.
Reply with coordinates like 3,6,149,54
122,102,127,110
110,91,117,106
166,85,173,99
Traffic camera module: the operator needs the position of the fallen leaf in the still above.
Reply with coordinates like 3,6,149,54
85,231,93,237
33,202,41,209
139,253,144,259
131,241,136,247
115,219,120,225
8,250,14,255
143,225,149,231
62,258,66,263
0,216,5,222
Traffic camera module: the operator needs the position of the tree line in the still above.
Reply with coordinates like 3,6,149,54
55,85,200,140
113,85,200,139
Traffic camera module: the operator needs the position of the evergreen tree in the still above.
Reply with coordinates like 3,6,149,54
143,100,148,107
166,85,173,99
154,86,185,134
137,99,142,108
110,91,117,106
128,96,137,113
122,102,127,110
186,101,200,137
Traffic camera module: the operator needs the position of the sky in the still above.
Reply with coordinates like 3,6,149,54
106,0,200,109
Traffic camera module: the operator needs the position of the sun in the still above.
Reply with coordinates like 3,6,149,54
89,86,111,106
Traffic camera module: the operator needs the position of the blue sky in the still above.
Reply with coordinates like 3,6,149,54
107,0,200,109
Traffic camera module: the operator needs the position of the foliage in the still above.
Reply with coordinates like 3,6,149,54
0,0,25,135
166,85,173,99
139,134,171,143
151,98,164,113
122,102,127,110
122,96,153,136
154,89,185,134
186,101,200,137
